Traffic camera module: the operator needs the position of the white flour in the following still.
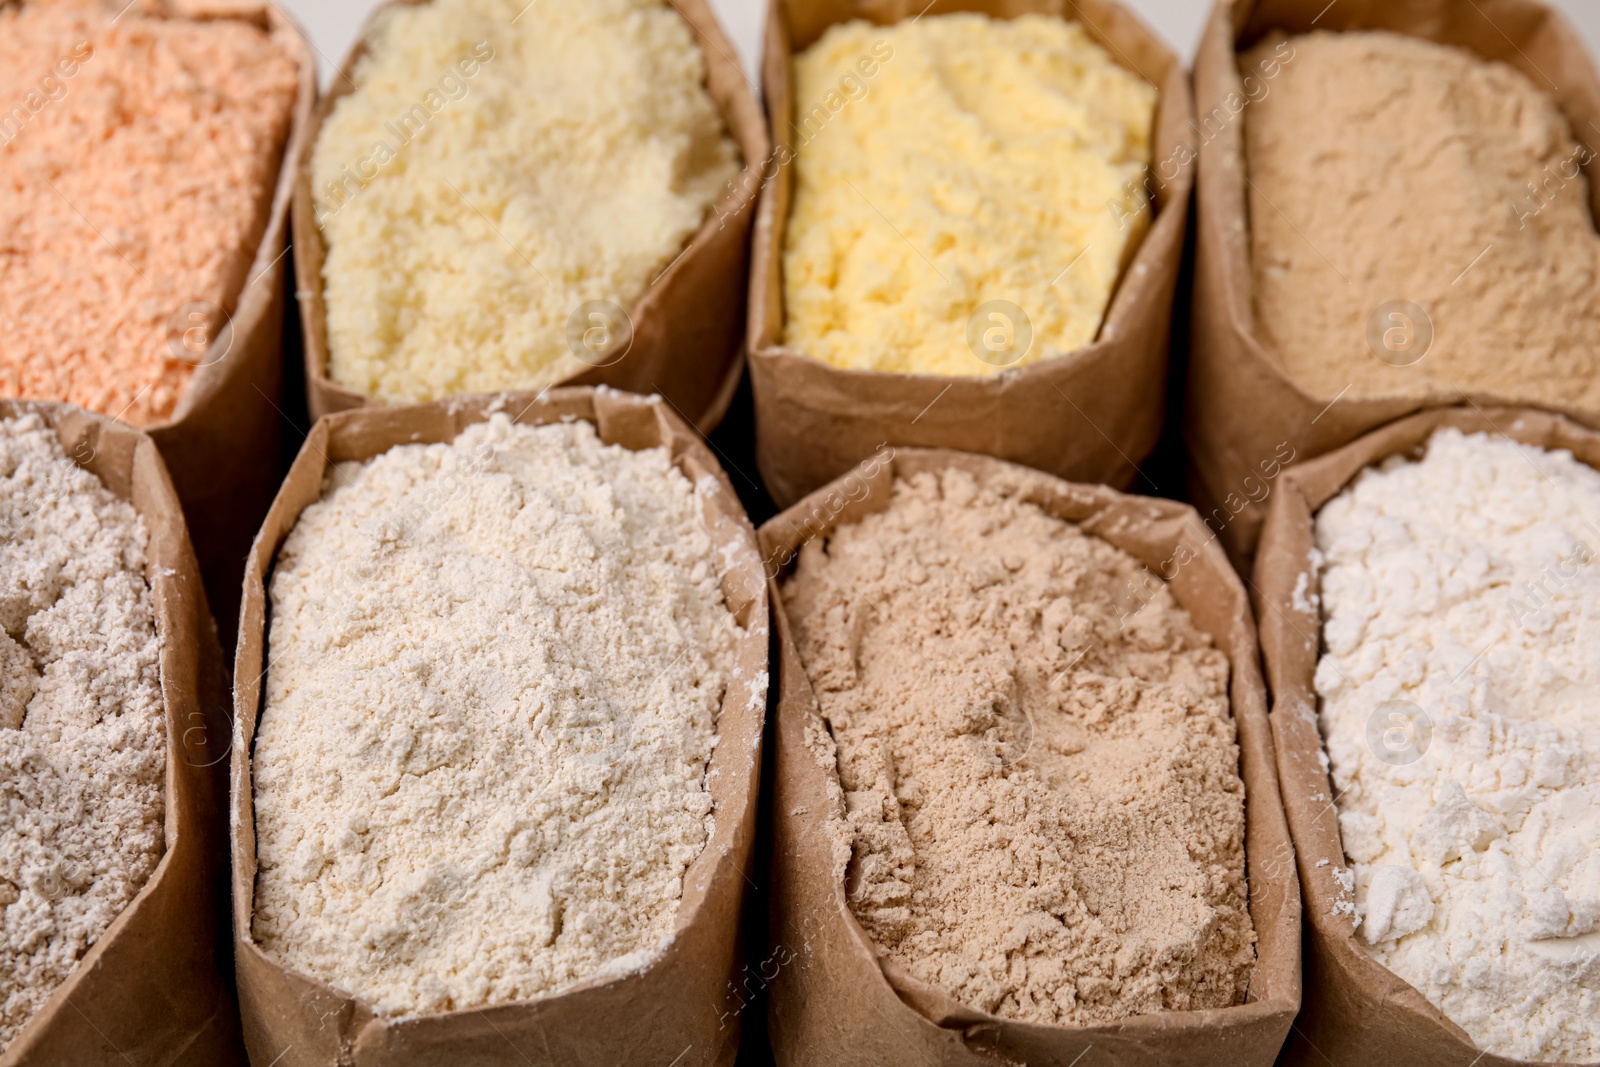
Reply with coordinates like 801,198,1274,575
1314,428,1600,1060
0,415,165,1051
252,415,741,1015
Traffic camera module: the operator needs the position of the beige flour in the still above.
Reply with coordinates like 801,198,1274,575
252,415,741,1016
1244,31,1600,405
782,469,1255,1026
0,415,164,1051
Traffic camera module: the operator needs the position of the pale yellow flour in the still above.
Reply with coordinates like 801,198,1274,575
314,0,740,402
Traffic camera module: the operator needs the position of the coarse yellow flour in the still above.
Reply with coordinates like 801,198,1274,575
783,14,1156,376
251,416,741,1015
0,416,164,1051
782,469,1255,1025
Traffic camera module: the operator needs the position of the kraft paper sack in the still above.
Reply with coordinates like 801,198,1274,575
0,401,240,1067
746,0,1197,509
757,449,1301,1067
1184,0,1600,568
1254,406,1600,1067
292,0,770,436
230,387,770,1067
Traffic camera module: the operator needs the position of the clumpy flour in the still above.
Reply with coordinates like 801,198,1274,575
314,0,740,402
783,14,1157,376
1315,429,1600,1060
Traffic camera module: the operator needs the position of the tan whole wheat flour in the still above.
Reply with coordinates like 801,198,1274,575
0,414,165,1051
781,468,1255,1026
251,414,741,1016
1243,30,1600,406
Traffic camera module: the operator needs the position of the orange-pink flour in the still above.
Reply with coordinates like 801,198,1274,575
0,0,297,425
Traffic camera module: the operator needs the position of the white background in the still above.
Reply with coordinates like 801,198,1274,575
280,0,1600,88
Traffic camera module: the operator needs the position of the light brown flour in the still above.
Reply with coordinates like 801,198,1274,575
782,469,1254,1026
1244,30,1600,405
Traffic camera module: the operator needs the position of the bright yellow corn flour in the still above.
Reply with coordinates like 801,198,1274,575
782,14,1157,376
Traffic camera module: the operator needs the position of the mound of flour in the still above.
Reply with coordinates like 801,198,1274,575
252,415,740,1015
783,468,1255,1026
0,415,164,1051
1315,429,1600,1060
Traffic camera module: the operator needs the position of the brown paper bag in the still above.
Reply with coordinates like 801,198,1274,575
746,0,1196,510
1254,406,1600,1067
0,401,239,1067
291,0,770,437
1,0,314,652
756,448,1300,1067
230,387,770,1067
1184,0,1600,569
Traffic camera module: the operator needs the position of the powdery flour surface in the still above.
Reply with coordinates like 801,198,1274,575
782,469,1254,1025
252,416,741,1015
1314,429,1600,1060
0,0,299,425
1244,31,1600,408
0,415,164,1051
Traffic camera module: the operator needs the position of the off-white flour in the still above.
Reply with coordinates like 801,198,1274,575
783,469,1255,1026
1315,429,1600,1060
252,415,740,1015
0,415,164,1051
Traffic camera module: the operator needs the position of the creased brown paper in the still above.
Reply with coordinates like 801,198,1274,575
758,448,1300,1066
0,400,239,1067
230,387,769,1067
1184,0,1600,568
746,0,1196,510
1254,406,1600,1067
291,0,771,437
138,0,316,649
